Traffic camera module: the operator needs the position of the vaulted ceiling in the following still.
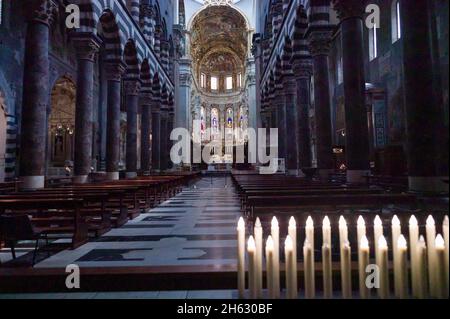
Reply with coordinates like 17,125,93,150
190,5,248,78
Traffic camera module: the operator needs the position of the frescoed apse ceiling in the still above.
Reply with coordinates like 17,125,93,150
190,5,248,77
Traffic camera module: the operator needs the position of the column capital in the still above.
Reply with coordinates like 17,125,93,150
293,59,313,78
140,92,153,106
179,73,192,86
307,31,333,57
71,33,102,62
27,0,58,26
105,62,127,81
123,79,142,96
332,0,366,21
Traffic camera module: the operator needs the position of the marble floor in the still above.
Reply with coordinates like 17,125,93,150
24,176,241,269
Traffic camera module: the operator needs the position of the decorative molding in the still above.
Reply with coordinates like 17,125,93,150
123,79,142,96
332,0,366,21
27,0,58,26
71,34,102,62
104,62,127,82
307,31,333,57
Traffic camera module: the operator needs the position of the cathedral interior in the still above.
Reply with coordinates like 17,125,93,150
0,0,449,301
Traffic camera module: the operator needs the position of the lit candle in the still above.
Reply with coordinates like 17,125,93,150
305,216,315,293
271,217,280,298
339,216,348,248
435,234,448,299
285,235,297,299
374,215,383,260
323,216,331,246
341,240,352,299
409,215,419,297
303,239,315,299
397,235,409,299
288,217,297,294
358,235,370,299
391,215,401,297
377,235,390,299
322,243,333,298
416,236,428,299
357,215,366,249
254,218,263,298
443,216,449,288
265,236,274,299
247,236,256,299
425,215,436,297
237,217,246,298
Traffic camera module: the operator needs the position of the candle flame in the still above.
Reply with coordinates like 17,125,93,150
306,216,314,228
289,216,296,228
285,235,294,250
266,235,274,250
444,215,449,227
426,215,435,226
339,215,347,227
304,238,311,248
392,215,401,226
360,235,369,249
378,235,388,248
357,215,365,227
255,217,262,228
397,235,407,249
343,240,351,249
248,235,256,250
237,217,245,230
374,215,382,227
271,216,279,228
323,216,331,227
409,215,418,226
435,234,445,249
419,235,426,246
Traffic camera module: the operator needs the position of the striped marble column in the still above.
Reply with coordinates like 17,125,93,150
127,0,140,25
124,78,141,178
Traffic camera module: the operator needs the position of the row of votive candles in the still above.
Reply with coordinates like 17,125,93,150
236,215,449,299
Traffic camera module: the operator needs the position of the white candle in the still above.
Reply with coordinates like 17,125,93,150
237,217,246,298
305,216,315,293
339,216,348,248
288,217,297,294
247,236,257,299
426,215,436,297
323,216,331,246
254,217,263,298
377,235,390,299
416,236,428,299
341,240,352,299
271,217,280,298
391,215,401,297
409,215,419,297
374,215,383,260
435,234,448,299
285,235,297,299
265,236,274,299
357,215,366,249
443,216,449,289
397,235,409,299
303,239,315,299
322,243,333,298
358,235,370,299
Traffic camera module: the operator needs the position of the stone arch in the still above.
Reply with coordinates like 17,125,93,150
98,9,124,63
124,39,140,79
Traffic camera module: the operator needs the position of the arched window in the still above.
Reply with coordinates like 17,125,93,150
391,0,401,43
200,73,206,88
226,108,233,128
211,108,219,133
226,76,233,90
369,24,378,61
211,76,218,91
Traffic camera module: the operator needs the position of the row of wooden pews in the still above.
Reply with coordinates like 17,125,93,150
0,172,200,250
231,172,418,221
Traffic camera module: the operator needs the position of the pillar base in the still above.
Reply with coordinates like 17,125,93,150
73,175,89,184
126,172,137,179
106,172,119,181
19,176,45,190
408,176,449,194
346,170,370,184
287,169,299,176
318,169,333,181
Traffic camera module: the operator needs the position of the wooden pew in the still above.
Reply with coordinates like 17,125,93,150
0,198,87,249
